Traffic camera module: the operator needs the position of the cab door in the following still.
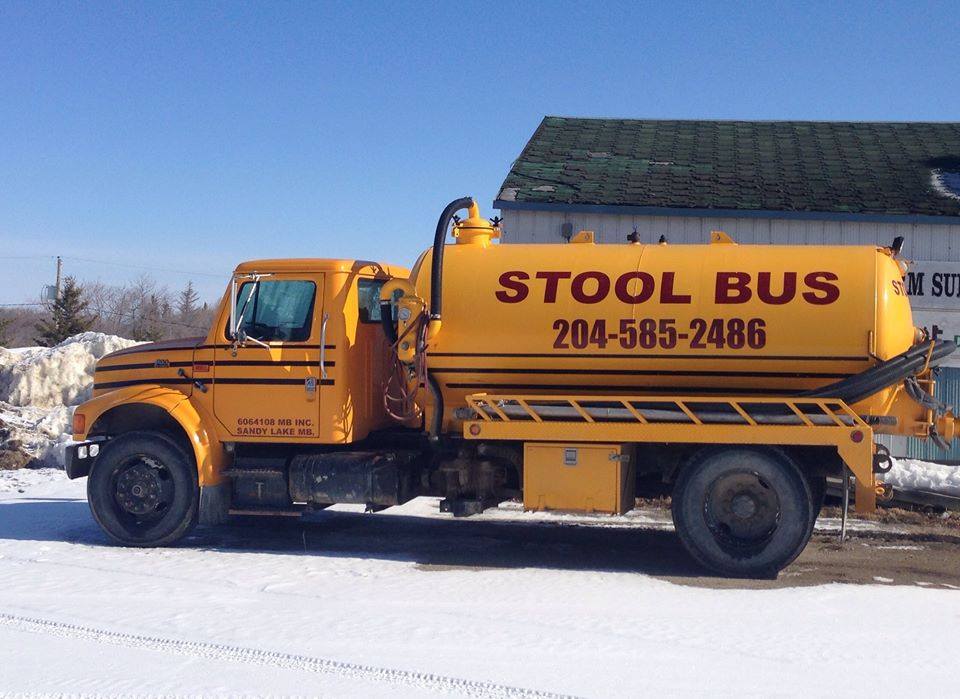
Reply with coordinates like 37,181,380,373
213,274,325,441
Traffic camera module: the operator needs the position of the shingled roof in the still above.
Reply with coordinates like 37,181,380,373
495,117,960,221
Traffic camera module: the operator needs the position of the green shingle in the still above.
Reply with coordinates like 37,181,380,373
497,117,960,217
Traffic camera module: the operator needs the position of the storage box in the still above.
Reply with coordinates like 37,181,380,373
523,443,635,515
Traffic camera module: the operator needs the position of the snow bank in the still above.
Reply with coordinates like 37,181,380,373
887,458,960,497
0,403,74,467
0,332,138,408
0,333,139,467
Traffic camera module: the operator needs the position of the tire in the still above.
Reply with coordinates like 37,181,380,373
87,431,199,547
671,447,814,578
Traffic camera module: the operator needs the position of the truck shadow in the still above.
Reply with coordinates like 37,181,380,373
0,498,705,577
195,508,705,577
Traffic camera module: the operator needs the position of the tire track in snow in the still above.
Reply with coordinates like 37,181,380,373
0,612,577,699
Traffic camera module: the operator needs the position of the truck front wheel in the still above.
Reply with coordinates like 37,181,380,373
672,447,814,578
87,431,199,547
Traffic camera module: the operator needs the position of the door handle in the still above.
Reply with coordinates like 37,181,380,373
320,313,329,379
177,367,208,393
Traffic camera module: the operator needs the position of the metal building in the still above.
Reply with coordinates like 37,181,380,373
494,117,960,460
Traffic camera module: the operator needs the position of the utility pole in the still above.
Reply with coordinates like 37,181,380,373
55,256,62,300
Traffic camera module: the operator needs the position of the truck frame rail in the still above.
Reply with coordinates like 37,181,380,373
461,393,879,511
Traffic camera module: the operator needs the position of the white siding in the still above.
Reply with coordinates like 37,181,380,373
500,210,960,261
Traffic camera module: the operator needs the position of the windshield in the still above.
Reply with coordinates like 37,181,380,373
233,280,316,342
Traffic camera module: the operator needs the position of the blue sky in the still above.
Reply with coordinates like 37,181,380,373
1,0,958,303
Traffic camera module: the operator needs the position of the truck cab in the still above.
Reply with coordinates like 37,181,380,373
68,258,413,544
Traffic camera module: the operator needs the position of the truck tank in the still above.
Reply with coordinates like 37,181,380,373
402,203,921,433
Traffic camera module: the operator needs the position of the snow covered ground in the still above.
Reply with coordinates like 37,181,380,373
2,334,960,695
1,469,960,697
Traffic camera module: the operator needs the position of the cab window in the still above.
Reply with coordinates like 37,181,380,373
358,278,385,323
233,280,316,342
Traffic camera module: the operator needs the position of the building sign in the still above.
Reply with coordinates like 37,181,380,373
904,262,960,309
905,261,960,368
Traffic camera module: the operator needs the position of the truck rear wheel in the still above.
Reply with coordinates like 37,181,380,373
672,447,814,578
87,431,199,547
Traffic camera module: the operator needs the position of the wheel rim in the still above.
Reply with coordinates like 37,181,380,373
111,454,175,526
702,470,781,555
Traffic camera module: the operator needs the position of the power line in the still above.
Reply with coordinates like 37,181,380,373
1,254,227,279
62,255,227,279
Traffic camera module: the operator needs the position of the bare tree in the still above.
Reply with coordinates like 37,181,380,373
0,311,12,347
3,307,45,347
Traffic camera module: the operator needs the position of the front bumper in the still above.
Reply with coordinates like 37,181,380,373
64,441,102,479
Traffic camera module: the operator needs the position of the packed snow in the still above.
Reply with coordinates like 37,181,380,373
0,403,73,467
0,333,138,467
885,458,960,497
1,470,960,697
0,332,137,407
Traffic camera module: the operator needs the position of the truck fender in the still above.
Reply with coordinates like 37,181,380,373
73,385,229,487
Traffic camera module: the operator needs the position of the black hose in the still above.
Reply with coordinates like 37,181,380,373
427,371,444,439
379,198,471,436
424,197,472,440
804,340,956,403
379,302,397,344
430,197,474,321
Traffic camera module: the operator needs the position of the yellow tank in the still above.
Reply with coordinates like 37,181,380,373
405,206,918,433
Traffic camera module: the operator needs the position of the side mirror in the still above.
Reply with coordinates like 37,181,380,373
229,276,239,341
228,272,272,351
230,273,263,343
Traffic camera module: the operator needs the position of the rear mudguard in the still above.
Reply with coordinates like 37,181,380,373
73,385,228,486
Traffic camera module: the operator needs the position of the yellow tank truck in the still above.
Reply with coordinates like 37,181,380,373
66,198,960,577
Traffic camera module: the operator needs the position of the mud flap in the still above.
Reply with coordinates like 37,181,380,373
199,483,231,525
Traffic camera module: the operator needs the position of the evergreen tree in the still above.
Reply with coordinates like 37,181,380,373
177,281,199,323
34,277,93,346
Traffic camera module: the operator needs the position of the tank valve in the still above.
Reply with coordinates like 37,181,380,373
453,202,500,246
